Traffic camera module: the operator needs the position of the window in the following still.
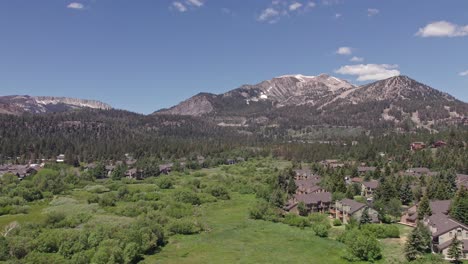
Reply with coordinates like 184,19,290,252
449,232,453,237
458,229,462,237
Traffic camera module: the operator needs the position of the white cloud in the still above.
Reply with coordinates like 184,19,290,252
334,13,342,19
335,64,400,81
460,70,468,76
416,21,468,38
186,0,204,7
308,2,316,8
322,0,340,5
289,2,303,11
350,56,364,62
367,8,379,17
172,2,187,12
336,47,352,55
67,2,84,10
257,8,280,23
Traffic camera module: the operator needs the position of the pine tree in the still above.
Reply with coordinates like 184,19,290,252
287,177,297,195
447,235,462,264
360,208,372,226
400,182,413,205
417,194,431,220
404,221,431,261
450,188,468,225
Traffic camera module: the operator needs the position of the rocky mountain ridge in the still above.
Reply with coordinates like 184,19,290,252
0,95,112,115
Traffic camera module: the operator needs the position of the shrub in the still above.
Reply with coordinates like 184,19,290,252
308,213,331,229
283,214,310,228
173,190,201,205
156,177,174,189
84,185,110,194
207,185,230,200
333,219,342,226
44,211,66,227
164,202,193,219
99,193,117,207
363,224,400,239
168,219,201,235
248,201,280,222
313,224,329,237
87,194,100,204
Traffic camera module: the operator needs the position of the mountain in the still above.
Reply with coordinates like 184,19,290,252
0,95,112,115
156,75,468,131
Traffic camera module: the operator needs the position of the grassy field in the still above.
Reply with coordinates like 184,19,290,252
0,159,425,263
144,193,350,264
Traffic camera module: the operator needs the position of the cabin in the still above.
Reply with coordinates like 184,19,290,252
361,180,379,197
284,192,332,215
357,166,377,176
333,198,378,224
410,142,426,151
159,163,173,175
432,140,447,148
56,154,65,163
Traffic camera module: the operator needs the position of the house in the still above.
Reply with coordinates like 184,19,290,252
284,192,332,215
417,200,468,260
406,167,432,176
320,159,345,169
56,154,65,163
105,165,116,177
432,140,447,148
400,200,452,227
125,168,139,179
361,180,379,197
456,174,468,190
411,142,426,151
159,163,173,175
333,198,378,224
226,159,237,165
0,164,39,180
357,166,377,175
294,169,313,180
294,174,324,194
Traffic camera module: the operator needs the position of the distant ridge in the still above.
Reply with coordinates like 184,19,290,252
0,95,112,115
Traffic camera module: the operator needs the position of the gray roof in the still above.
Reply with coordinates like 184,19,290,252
407,167,431,174
295,192,332,205
362,180,379,189
430,200,451,215
358,166,376,173
339,198,366,214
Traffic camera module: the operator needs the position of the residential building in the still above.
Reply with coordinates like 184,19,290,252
361,180,379,197
333,198,378,224
284,192,332,215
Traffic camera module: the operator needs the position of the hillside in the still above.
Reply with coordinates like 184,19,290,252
156,75,468,131
0,95,112,115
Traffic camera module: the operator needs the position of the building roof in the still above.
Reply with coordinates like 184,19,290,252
295,192,332,205
358,166,376,173
362,180,379,189
351,177,363,183
430,200,451,215
407,167,431,174
339,198,366,214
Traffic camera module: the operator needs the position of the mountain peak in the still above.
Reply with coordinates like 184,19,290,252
0,95,112,115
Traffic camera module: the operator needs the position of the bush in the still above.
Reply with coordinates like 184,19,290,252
248,201,280,222
164,202,193,219
282,214,310,228
44,211,66,227
333,219,342,226
173,190,201,205
168,219,201,235
313,224,329,237
207,185,230,200
156,177,174,189
84,185,110,194
361,224,400,238
99,193,117,207
344,230,382,262
308,213,331,229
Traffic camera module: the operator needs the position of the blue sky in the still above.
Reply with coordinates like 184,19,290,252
0,0,467,113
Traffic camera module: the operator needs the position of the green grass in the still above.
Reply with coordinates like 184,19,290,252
0,201,48,228
144,194,350,264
